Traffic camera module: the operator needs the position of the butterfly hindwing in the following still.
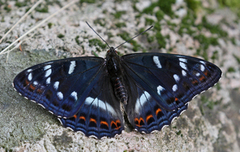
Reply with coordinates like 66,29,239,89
59,71,124,139
122,53,222,111
125,82,188,133
122,69,188,133
13,57,105,118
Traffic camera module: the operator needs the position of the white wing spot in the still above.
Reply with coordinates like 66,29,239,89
135,91,151,113
85,97,116,115
27,69,32,72
196,72,200,76
153,56,162,68
179,58,187,63
200,64,205,71
44,65,51,70
157,85,165,95
57,92,63,100
46,77,51,84
173,74,180,82
179,58,188,71
68,61,76,74
172,84,178,92
70,91,77,101
28,73,32,81
200,61,205,65
45,69,52,77
33,81,38,85
179,62,187,70
54,81,59,90
44,65,52,77
182,70,187,76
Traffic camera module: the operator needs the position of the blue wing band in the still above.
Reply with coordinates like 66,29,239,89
59,72,124,139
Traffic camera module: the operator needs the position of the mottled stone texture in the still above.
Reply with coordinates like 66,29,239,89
0,0,239,151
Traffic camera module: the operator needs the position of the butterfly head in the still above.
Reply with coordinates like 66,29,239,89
107,47,118,57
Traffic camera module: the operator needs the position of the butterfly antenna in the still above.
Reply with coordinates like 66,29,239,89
86,21,111,49
114,25,153,50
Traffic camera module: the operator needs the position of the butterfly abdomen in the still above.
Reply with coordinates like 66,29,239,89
106,47,129,104
114,77,128,104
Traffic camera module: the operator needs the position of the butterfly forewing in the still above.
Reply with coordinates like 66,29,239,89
13,57,105,118
122,53,222,111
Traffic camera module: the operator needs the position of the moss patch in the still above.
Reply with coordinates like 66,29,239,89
227,67,235,72
15,1,28,7
88,38,107,51
200,96,219,110
184,0,201,12
57,34,65,39
142,0,175,17
36,4,48,13
94,18,106,27
112,11,126,19
48,22,53,29
201,17,228,37
75,36,80,45
217,0,240,17
193,34,219,60
117,32,143,52
233,54,240,64
115,22,126,28
80,0,96,3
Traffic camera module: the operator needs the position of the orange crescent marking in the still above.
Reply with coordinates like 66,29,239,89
156,108,162,116
175,97,178,101
29,84,36,91
115,120,120,124
79,116,86,121
25,79,30,85
204,71,208,76
90,118,97,124
134,117,144,127
73,115,77,119
110,120,121,130
192,80,198,85
135,124,141,127
100,121,109,127
115,126,121,130
110,121,115,126
116,120,121,129
25,80,36,91
25,80,42,93
199,75,205,81
37,88,43,93
146,115,153,122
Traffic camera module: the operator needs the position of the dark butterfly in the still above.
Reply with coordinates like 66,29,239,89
13,27,221,139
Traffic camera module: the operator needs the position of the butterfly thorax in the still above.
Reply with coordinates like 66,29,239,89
106,47,128,104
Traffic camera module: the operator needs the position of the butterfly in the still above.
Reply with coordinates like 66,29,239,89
13,25,221,139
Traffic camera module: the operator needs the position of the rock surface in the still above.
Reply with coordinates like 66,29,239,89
0,0,239,151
